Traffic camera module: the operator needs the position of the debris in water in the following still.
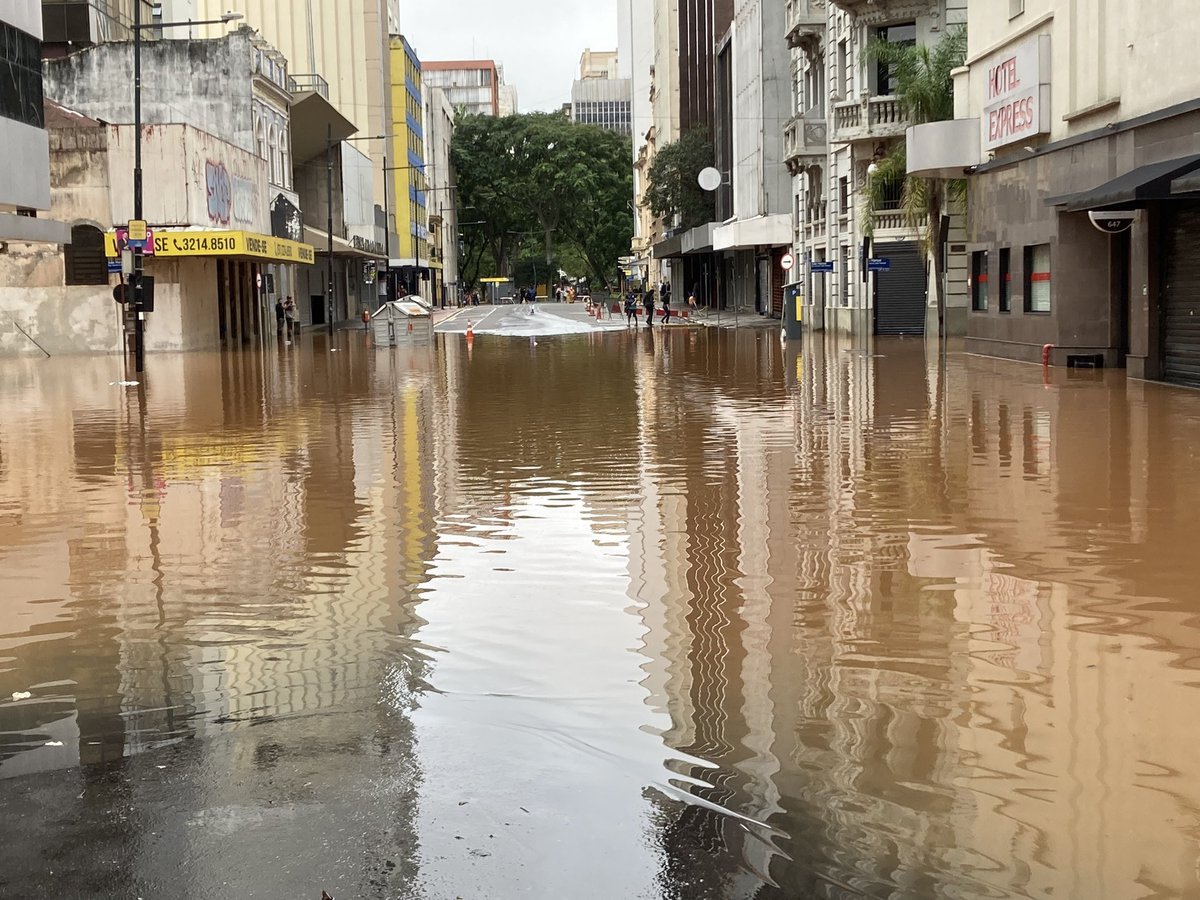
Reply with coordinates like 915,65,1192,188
44,741,64,747
322,892,334,900
109,381,140,387
11,691,31,701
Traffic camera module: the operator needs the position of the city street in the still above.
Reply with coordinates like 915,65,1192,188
4,331,1200,898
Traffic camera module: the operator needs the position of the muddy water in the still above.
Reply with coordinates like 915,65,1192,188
3,328,1200,898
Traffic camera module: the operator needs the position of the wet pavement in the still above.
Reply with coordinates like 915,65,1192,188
4,327,1200,898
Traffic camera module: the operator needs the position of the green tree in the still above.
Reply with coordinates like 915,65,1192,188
863,27,967,335
451,113,634,292
643,128,716,230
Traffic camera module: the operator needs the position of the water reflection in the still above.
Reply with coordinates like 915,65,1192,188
3,327,1200,897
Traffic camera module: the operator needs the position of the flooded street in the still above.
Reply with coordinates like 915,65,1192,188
5,323,1200,898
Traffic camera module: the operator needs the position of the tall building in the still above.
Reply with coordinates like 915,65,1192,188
788,0,968,338
498,83,519,116
571,79,632,135
422,60,501,117
1,0,68,246
424,87,459,306
389,35,429,297
579,48,619,79
909,0,1200,388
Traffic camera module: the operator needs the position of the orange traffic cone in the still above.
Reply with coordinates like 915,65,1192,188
466,320,474,346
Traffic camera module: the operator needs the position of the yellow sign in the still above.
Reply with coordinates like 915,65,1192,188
105,229,315,265
127,219,147,241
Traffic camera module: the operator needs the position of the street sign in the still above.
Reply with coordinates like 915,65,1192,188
781,252,795,271
868,257,892,272
127,219,148,242
810,261,835,273
107,260,123,274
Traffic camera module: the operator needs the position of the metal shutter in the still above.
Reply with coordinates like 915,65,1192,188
874,240,927,335
1163,205,1200,387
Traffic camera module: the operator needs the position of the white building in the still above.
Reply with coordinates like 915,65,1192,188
422,60,502,117
570,48,632,135
423,87,459,306
788,0,967,337
909,0,1200,387
1,0,69,246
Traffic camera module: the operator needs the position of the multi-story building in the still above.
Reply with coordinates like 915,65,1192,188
909,0,1200,388
176,0,398,322
710,0,792,318
788,0,968,338
422,60,501,117
498,82,518,116
40,0,154,56
389,35,429,298
424,87,458,307
570,74,632,135
1,0,68,247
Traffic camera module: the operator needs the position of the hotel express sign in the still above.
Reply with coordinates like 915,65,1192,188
982,34,1051,152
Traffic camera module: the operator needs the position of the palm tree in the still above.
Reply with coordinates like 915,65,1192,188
863,27,967,337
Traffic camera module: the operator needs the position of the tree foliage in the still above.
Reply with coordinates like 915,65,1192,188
643,127,716,230
861,27,967,332
451,113,634,290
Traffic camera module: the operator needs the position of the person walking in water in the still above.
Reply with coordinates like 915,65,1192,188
275,298,285,338
625,291,638,326
642,289,655,327
660,291,671,326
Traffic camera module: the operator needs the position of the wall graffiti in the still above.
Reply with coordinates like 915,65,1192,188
205,159,232,225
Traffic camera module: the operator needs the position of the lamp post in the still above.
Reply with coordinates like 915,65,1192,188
131,5,242,373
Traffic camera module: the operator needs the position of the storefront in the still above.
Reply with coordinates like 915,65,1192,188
105,228,315,351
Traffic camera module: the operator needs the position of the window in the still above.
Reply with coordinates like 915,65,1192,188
839,176,849,216
971,250,989,311
1025,244,1051,312
998,248,1011,312
0,21,44,129
64,225,108,285
841,244,851,306
874,23,916,96
836,39,849,98
1010,0,1025,17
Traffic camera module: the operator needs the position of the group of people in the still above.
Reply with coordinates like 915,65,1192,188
625,283,673,327
460,289,481,307
274,297,297,342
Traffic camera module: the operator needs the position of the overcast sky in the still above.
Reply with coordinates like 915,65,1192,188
401,0,619,113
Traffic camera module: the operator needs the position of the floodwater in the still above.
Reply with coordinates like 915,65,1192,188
3,323,1200,899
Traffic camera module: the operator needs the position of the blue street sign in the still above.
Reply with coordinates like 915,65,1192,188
107,260,123,274
810,261,835,273
868,257,892,272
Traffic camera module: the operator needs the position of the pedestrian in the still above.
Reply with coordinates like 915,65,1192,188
274,297,285,337
624,291,637,326
643,289,655,327
688,283,699,311
660,291,671,326
283,296,297,342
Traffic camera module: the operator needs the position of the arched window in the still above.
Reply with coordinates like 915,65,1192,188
279,134,291,190
64,224,107,285
255,113,266,161
267,124,279,185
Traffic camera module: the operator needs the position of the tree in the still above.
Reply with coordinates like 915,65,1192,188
451,113,634,292
863,27,968,336
643,128,716,230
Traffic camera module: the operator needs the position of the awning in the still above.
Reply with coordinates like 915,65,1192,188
713,214,792,251
652,232,683,259
304,226,383,259
682,222,716,255
1047,153,1200,211
290,92,357,164
105,228,315,264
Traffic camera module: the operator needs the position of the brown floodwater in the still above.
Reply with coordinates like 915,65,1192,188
3,325,1200,899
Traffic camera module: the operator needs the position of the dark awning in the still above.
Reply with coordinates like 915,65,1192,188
291,92,357,164
1047,153,1200,211
652,232,684,259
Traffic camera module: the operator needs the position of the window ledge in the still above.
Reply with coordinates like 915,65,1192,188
1063,97,1122,123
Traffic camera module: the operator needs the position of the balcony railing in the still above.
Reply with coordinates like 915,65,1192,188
831,95,910,143
872,210,927,233
830,0,935,23
288,73,329,100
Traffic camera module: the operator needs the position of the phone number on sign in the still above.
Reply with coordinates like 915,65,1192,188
168,235,238,253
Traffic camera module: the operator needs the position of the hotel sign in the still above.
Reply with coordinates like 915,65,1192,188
982,34,1051,152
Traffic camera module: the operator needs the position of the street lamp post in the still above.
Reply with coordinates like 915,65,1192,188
131,5,242,373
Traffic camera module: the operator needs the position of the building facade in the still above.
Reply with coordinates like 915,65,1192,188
389,35,429,297
571,76,633,135
2,0,69,246
424,87,458,307
788,0,968,339
422,60,501,117
909,0,1200,387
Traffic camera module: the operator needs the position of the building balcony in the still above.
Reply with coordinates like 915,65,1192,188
829,0,935,25
872,209,926,236
288,73,330,101
784,113,828,174
786,0,826,51
831,95,910,144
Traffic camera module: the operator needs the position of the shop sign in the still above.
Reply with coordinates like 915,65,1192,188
982,34,1051,152
104,229,316,265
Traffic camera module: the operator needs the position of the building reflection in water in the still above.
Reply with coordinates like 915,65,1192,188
0,339,439,895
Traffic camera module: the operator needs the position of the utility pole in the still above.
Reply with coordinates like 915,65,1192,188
326,123,334,335
132,0,145,373
382,152,391,303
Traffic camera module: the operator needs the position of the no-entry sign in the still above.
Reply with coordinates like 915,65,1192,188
781,252,795,271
